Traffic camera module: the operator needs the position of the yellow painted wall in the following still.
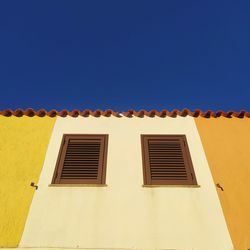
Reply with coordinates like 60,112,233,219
195,117,250,250
0,116,55,247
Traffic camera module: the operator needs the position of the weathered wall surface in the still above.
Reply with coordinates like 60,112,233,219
195,117,250,250
0,116,56,247
20,116,232,250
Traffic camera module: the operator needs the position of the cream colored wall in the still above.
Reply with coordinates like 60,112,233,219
195,117,250,250
20,116,233,250
0,116,56,247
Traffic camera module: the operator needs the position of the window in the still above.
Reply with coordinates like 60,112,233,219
141,135,197,185
52,134,108,184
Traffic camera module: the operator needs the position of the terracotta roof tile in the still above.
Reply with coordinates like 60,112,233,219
0,109,250,118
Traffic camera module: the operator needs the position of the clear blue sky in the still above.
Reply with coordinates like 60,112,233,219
0,1,249,111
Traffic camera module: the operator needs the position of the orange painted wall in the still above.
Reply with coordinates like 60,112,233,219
195,117,250,250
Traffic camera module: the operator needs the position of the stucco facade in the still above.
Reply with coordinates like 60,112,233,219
1,111,249,250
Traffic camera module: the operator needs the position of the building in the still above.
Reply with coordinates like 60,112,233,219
1,109,250,250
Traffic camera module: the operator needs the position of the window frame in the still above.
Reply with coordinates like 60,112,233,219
141,134,197,186
51,134,108,185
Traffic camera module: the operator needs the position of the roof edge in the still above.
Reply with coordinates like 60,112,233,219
0,109,250,118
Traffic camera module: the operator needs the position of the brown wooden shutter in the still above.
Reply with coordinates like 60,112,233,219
141,135,197,185
52,134,108,184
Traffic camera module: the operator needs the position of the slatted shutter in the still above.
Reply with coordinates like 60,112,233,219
52,134,108,184
141,135,197,185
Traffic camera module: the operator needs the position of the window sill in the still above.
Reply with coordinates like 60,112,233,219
49,184,108,187
142,184,201,188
